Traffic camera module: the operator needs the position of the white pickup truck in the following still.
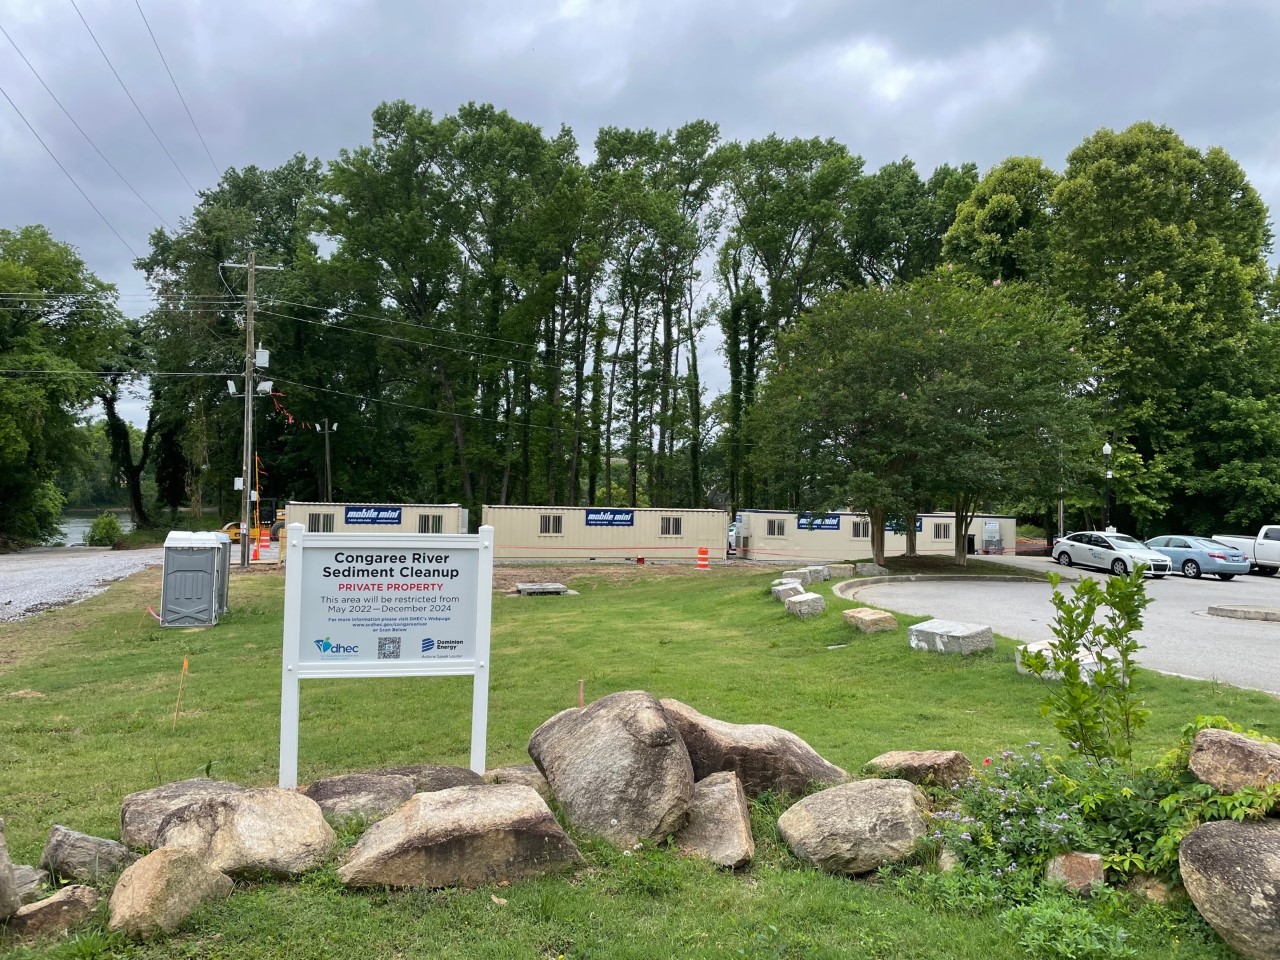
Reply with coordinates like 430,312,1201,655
1213,526,1280,576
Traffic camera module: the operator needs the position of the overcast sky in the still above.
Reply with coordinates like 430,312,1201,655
3,0,1279,425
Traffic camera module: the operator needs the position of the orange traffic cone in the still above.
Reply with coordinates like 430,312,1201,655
252,539,259,561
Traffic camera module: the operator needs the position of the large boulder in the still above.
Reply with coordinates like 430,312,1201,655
483,764,552,800
528,690,693,846
1189,728,1280,793
0,817,19,921
41,825,138,881
301,773,415,821
337,784,581,889
6,885,98,937
674,772,754,868
155,787,335,877
778,779,928,875
12,865,48,905
1046,851,1104,893
120,778,249,849
374,765,483,793
1180,819,1280,960
108,848,233,939
864,750,972,787
659,698,846,797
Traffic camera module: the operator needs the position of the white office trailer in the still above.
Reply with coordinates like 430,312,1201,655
732,510,1017,564
482,505,729,562
284,502,470,535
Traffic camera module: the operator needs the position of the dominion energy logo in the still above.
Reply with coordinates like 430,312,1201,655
314,637,359,657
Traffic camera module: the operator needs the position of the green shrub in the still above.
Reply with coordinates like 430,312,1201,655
1021,570,1152,762
85,512,124,547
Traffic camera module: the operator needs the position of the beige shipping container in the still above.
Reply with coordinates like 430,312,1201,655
284,502,469,535
735,510,1017,564
483,505,729,562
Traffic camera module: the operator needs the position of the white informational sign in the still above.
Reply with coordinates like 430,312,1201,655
278,523,494,788
983,520,1000,540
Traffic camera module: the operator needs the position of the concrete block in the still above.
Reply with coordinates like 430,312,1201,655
805,565,831,582
1015,640,1099,683
515,582,569,596
784,592,826,618
855,562,890,576
907,619,993,655
772,583,805,601
843,608,898,633
782,569,812,587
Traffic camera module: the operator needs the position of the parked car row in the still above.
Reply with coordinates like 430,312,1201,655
1052,530,1252,581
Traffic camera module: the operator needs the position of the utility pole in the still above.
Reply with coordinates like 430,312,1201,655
316,418,338,501
240,252,255,568
222,253,283,569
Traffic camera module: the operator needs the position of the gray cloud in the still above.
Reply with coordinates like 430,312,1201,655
3,0,1278,427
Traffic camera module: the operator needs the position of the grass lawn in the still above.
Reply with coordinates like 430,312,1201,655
2,563,1274,958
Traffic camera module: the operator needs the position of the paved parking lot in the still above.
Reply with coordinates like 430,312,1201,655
854,556,1280,696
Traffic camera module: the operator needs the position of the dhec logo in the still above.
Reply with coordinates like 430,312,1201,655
314,637,359,657
421,638,435,653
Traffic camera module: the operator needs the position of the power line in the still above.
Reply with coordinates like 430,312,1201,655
0,369,230,377
255,307,555,372
0,21,176,233
68,0,199,195
133,0,220,180
0,82,138,259
267,295,546,352
269,374,576,433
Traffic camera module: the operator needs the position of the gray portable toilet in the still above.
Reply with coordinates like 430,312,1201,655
213,531,231,615
161,532,219,626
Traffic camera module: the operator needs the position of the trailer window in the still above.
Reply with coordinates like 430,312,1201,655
539,514,564,536
933,522,952,541
307,512,334,533
660,516,682,536
851,519,870,539
418,514,444,534
766,519,786,537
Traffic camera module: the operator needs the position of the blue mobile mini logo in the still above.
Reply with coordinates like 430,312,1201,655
421,638,435,653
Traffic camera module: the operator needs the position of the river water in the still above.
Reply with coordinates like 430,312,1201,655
57,510,135,545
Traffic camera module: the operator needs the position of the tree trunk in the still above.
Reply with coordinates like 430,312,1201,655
869,506,887,566
953,494,979,566
102,379,155,529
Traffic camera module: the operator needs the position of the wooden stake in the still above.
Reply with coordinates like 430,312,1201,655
578,679,584,710
172,657,189,731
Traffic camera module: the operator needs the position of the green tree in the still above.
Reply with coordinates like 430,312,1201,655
751,275,1093,564
1050,122,1273,529
0,226,124,543
942,156,1059,282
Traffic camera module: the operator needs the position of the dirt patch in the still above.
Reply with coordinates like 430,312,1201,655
8,688,44,698
490,563,757,592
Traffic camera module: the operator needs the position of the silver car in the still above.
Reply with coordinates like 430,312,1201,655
1054,531,1171,577
1144,536,1250,581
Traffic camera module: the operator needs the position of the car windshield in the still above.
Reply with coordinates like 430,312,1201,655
1108,534,1143,547
1195,537,1231,550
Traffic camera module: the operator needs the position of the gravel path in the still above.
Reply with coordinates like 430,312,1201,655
0,547,164,622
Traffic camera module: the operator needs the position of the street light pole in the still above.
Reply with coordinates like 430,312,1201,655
1103,441,1113,532
316,419,337,501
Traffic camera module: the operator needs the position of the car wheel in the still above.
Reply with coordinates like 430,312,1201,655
1110,558,1127,576
1182,559,1201,579
271,520,286,541
1259,566,1279,577
1056,551,1073,567
1217,574,1236,581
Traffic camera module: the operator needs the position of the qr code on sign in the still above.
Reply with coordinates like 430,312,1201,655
377,637,402,660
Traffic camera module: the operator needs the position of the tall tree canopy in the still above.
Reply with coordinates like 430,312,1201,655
0,226,124,542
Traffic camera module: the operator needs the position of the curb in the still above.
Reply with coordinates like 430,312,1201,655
831,572,1076,602
1206,604,1280,623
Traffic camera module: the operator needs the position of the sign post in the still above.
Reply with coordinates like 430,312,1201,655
279,523,494,789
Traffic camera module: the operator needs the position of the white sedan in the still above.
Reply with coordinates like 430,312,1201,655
1054,531,1171,578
